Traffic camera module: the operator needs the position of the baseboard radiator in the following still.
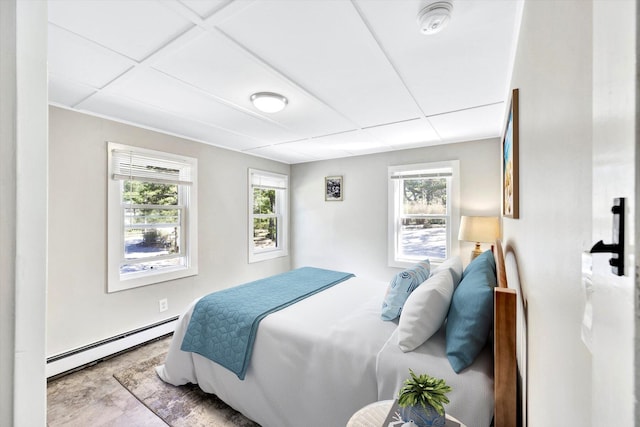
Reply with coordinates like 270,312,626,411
46,316,178,380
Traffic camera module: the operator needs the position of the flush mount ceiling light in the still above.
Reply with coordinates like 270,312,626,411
417,1,453,35
250,92,288,113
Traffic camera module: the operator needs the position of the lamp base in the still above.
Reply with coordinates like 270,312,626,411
470,243,483,260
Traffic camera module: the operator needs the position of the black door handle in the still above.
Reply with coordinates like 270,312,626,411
589,240,620,254
589,198,624,276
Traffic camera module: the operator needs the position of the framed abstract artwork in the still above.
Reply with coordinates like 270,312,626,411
502,88,519,218
325,176,343,201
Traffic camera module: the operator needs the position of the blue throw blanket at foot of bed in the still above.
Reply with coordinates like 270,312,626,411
180,267,355,379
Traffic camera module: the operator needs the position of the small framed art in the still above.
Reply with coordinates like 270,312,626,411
502,88,519,218
325,176,343,201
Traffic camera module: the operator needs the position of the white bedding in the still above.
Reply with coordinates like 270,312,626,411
376,328,494,427
157,275,494,427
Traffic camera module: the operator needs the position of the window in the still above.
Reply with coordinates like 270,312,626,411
248,169,289,263
388,161,459,268
108,143,197,292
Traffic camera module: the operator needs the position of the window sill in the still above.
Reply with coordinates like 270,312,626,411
249,248,288,264
108,266,198,293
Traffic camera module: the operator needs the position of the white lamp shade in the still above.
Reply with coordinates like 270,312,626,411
250,92,288,113
458,216,500,243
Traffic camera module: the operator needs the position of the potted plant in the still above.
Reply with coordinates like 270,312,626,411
397,370,452,427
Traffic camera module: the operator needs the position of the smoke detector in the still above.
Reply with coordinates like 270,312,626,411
417,1,453,35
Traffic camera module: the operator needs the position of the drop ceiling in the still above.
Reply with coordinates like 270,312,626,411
47,0,522,164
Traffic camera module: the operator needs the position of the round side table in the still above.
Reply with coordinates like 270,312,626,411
346,400,467,427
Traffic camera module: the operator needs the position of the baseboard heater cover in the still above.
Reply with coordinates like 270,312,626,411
46,316,178,379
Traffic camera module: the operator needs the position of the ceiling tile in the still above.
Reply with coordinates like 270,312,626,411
105,68,299,143
48,0,194,61
178,0,230,20
270,139,353,162
428,103,505,143
48,24,133,89
48,76,96,107
244,145,314,165
218,0,423,127
78,92,264,151
356,0,519,115
310,130,393,156
364,118,441,149
153,30,356,137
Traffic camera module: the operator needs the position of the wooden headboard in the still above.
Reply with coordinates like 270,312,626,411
493,240,517,427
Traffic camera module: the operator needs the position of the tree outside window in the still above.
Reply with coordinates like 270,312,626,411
108,143,197,292
388,161,459,268
248,169,288,263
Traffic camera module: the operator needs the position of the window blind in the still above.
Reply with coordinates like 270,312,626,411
111,149,193,185
390,171,452,180
250,170,288,190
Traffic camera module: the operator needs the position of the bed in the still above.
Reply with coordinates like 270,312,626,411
156,241,518,427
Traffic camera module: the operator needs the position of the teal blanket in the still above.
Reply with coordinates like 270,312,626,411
180,267,355,379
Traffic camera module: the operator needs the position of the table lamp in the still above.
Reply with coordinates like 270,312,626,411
458,216,500,260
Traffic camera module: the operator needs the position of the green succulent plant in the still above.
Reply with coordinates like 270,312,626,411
397,369,452,416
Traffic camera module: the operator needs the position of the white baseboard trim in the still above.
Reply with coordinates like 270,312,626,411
46,317,178,379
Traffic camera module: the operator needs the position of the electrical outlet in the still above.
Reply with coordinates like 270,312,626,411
159,298,168,312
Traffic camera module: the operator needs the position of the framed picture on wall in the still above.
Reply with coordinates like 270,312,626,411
502,88,519,218
325,176,343,201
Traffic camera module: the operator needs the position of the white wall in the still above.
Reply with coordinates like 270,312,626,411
291,138,500,279
47,107,291,356
0,1,48,425
0,4,19,424
591,0,636,424
504,1,593,425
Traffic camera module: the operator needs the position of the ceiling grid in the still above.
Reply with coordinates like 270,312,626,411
48,0,522,164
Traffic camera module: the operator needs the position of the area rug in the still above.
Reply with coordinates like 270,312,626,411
113,353,259,427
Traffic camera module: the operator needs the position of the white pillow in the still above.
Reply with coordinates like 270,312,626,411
430,255,463,289
397,268,455,352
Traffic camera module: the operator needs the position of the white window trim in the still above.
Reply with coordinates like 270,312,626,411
248,168,289,263
388,160,460,268
107,142,198,292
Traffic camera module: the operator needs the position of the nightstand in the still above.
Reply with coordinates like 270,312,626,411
346,399,467,427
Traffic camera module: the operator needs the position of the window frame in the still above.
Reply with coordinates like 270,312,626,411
388,160,460,268
107,142,198,292
248,168,289,263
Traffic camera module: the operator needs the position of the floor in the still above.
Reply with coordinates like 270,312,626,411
47,336,172,427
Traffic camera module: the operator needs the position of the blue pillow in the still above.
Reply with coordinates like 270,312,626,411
445,250,496,373
381,260,431,321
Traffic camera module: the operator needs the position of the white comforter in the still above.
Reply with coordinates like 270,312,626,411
156,276,493,427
